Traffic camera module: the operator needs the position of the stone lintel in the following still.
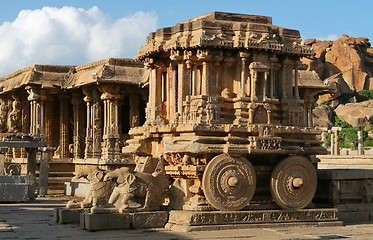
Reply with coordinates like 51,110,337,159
80,211,168,231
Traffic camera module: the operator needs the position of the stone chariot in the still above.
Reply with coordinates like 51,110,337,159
123,12,329,211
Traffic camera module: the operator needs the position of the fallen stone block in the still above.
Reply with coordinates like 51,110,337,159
0,176,34,202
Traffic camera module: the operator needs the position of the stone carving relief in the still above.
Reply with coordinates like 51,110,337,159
0,99,10,132
66,166,114,209
102,167,168,213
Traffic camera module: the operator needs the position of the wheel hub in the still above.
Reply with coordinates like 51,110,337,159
228,176,239,187
292,177,304,188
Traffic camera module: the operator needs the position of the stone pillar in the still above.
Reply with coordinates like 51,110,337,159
331,127,342,155
308,104,313,128
178,62,189,114
294,64,300,99
44,95,56,149
240,54,247,98
330,130,335,155
26,148,37,186
169,64,177,118
59,93,70,158
321,130,328,149
264,71,269,100
92,89,102,159
191,64,197,96
20,94,29,158
71,92,85,159
358,131,364,155
37,147,55,196
26,87,46,139
250,70,258,101
100,85,120,161
201,61,210,96
83,88,93,159
270,69,275,99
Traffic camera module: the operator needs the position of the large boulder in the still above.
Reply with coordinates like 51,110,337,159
302,35,373,102
334,100,373,130
313,105,334,129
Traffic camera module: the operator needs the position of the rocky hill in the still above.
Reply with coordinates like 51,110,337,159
302,35,373,102
303,35,373,147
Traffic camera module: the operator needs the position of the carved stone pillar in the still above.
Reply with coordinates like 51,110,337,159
239,52,249,98
20,93,29,158
294,64,300,99
44,94,57,159
250,70,258,101
191,64,197,96
26,87,46,139
92,89,102,159
201,61,210,96
83,87,93,159
58,93,70,158
178,62,190,114
100,85,120,160
308,103,313,128
71,92,85,159
264,72,269,100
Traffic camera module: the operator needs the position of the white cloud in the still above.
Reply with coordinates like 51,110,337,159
0,6,158,76
316,34,339,41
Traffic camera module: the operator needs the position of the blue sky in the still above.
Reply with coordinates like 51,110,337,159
0,0,371,76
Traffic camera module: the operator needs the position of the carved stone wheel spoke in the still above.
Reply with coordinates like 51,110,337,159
202,154,256,211
270,156,317,209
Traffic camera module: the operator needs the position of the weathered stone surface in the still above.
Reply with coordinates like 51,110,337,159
334,100,373,129
80,211,168,231
313,105,334,128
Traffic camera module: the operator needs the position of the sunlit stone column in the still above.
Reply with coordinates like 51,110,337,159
26,87,46,139
99,84,120,161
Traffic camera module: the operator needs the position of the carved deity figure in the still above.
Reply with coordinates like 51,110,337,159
0,99,9,132
103,167,168,213
7,98,22,133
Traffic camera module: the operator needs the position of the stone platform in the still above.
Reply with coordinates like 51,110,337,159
54,207,90,224
314,169,373,223
166,209,342,232
80,211,168,231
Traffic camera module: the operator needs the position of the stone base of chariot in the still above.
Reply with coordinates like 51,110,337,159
54,207,90,224
165,209,342,232
80,211,168,231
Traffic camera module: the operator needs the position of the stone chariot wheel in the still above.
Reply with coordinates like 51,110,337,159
202,154,256,211
270,156,317,209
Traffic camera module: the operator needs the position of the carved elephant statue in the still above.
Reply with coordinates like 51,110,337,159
66,166,114,209
103,167,168,212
